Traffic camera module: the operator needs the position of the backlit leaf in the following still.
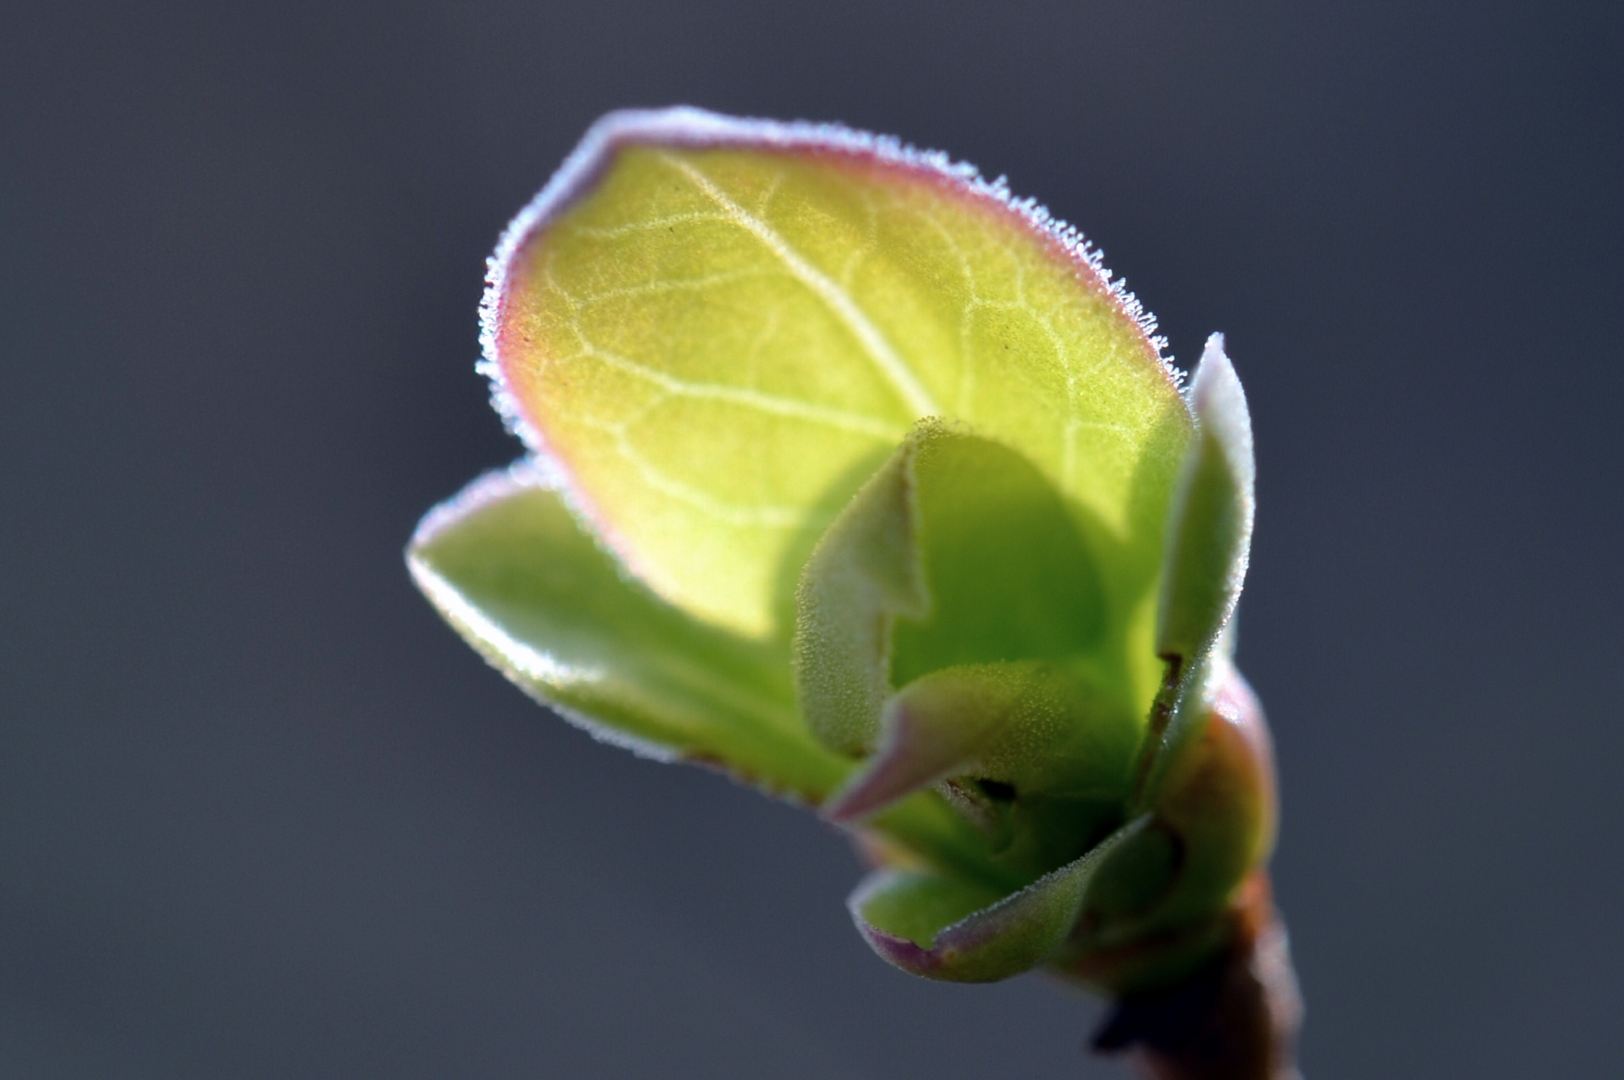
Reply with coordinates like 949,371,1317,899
824,661,1140,825
407,464,845,800
795,421,1133,758
485,107,1192,656
790,428,929,757
407,465,1019,887
1155,334,1255,665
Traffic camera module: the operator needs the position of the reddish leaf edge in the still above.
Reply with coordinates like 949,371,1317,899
476,106,1187,598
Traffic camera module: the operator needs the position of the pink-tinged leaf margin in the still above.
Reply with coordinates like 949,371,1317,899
478,106,1183,585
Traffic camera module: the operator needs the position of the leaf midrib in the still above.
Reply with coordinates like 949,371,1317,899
658,152,942,418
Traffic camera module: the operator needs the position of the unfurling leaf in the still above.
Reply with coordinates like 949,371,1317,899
1143,660,1277,926
407,464,846,800
413,108,1295,1065
1057,659,1279,996
794,421,1121,758
791,428,929,758
850,817,1146,982
825,661,1138,826
1135,336,1257,807
1156,334,1256,667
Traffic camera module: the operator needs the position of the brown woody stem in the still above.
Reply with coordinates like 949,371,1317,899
1090,873,1302,1080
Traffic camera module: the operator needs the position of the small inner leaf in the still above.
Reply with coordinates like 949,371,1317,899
853,871,1006,949
825,661,1140,824
1155,334,1256,665
1104,658,1275,968
850,817,1147,982
795,423,1131,759
792,433,930,757
891,426,1109,685
1142,662,1276,927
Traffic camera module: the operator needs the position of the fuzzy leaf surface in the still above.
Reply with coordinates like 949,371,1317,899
849,816,1146,982
1156,335,1255,665
791,432,928,757
826,661,1140,825
407,466,846,800
796,422,1133,758
407,466,1018,889
487,108,1192,652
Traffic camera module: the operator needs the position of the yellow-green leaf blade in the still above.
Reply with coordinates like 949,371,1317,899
409,466,1033,886
486,108,1193,645
406,464,849,801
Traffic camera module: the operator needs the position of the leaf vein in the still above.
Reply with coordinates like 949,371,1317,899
570,345,903,439
577,416,812,528
658,153,941,417
571,268,776,304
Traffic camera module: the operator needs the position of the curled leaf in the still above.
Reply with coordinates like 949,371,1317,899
824,661,1139,824
791,432,929,757
1156,335,1255,666
795,421,1119,757
1146,661,1277,926
1134,338,1257,808
407,464,847,801
849,817,1147,982
1061,661,1279,994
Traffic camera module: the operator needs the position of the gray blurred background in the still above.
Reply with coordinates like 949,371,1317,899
3,2,1621,1077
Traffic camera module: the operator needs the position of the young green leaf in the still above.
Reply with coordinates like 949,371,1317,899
849,817,1147,982
407,464,847,801
824,661,1140,825
887,424,1112,685
795,420,1130,758
790,430,929,758
414,107,1298,1071
1155,334,1256,666
485,108,1192,648
408,464,1020,887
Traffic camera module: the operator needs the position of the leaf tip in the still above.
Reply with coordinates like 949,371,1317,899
1155,335,1258,662
1191,334,1255,495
